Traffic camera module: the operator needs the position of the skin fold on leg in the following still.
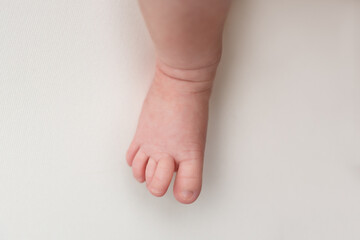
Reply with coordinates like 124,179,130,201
138,0,231,69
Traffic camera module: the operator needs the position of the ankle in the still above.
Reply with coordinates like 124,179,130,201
153,60,219,96
156,45,223,72
156,59,219,81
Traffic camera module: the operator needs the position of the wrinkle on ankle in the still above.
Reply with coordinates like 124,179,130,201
156,59,219,83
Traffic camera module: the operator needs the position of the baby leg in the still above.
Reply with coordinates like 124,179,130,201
127,0,231,204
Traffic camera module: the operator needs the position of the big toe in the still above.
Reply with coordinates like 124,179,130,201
173,160,203,204
147,155,175,197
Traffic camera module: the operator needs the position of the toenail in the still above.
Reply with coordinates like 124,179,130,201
136,177,144,183
181,190,194,200
150,188,163,196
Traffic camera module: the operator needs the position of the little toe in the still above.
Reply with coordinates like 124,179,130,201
126,143,139,166
173,160,203,204
148,155,175,197
132,150,149,182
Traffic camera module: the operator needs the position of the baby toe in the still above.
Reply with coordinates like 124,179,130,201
148,155,175,197
145,157,157,187
132,150,149,183
126,142,140,166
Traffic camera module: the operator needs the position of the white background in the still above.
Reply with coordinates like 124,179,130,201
0,0,359,239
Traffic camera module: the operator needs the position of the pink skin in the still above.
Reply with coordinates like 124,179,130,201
127,0,231,204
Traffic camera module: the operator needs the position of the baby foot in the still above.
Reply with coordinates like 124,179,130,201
126,61,218,204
